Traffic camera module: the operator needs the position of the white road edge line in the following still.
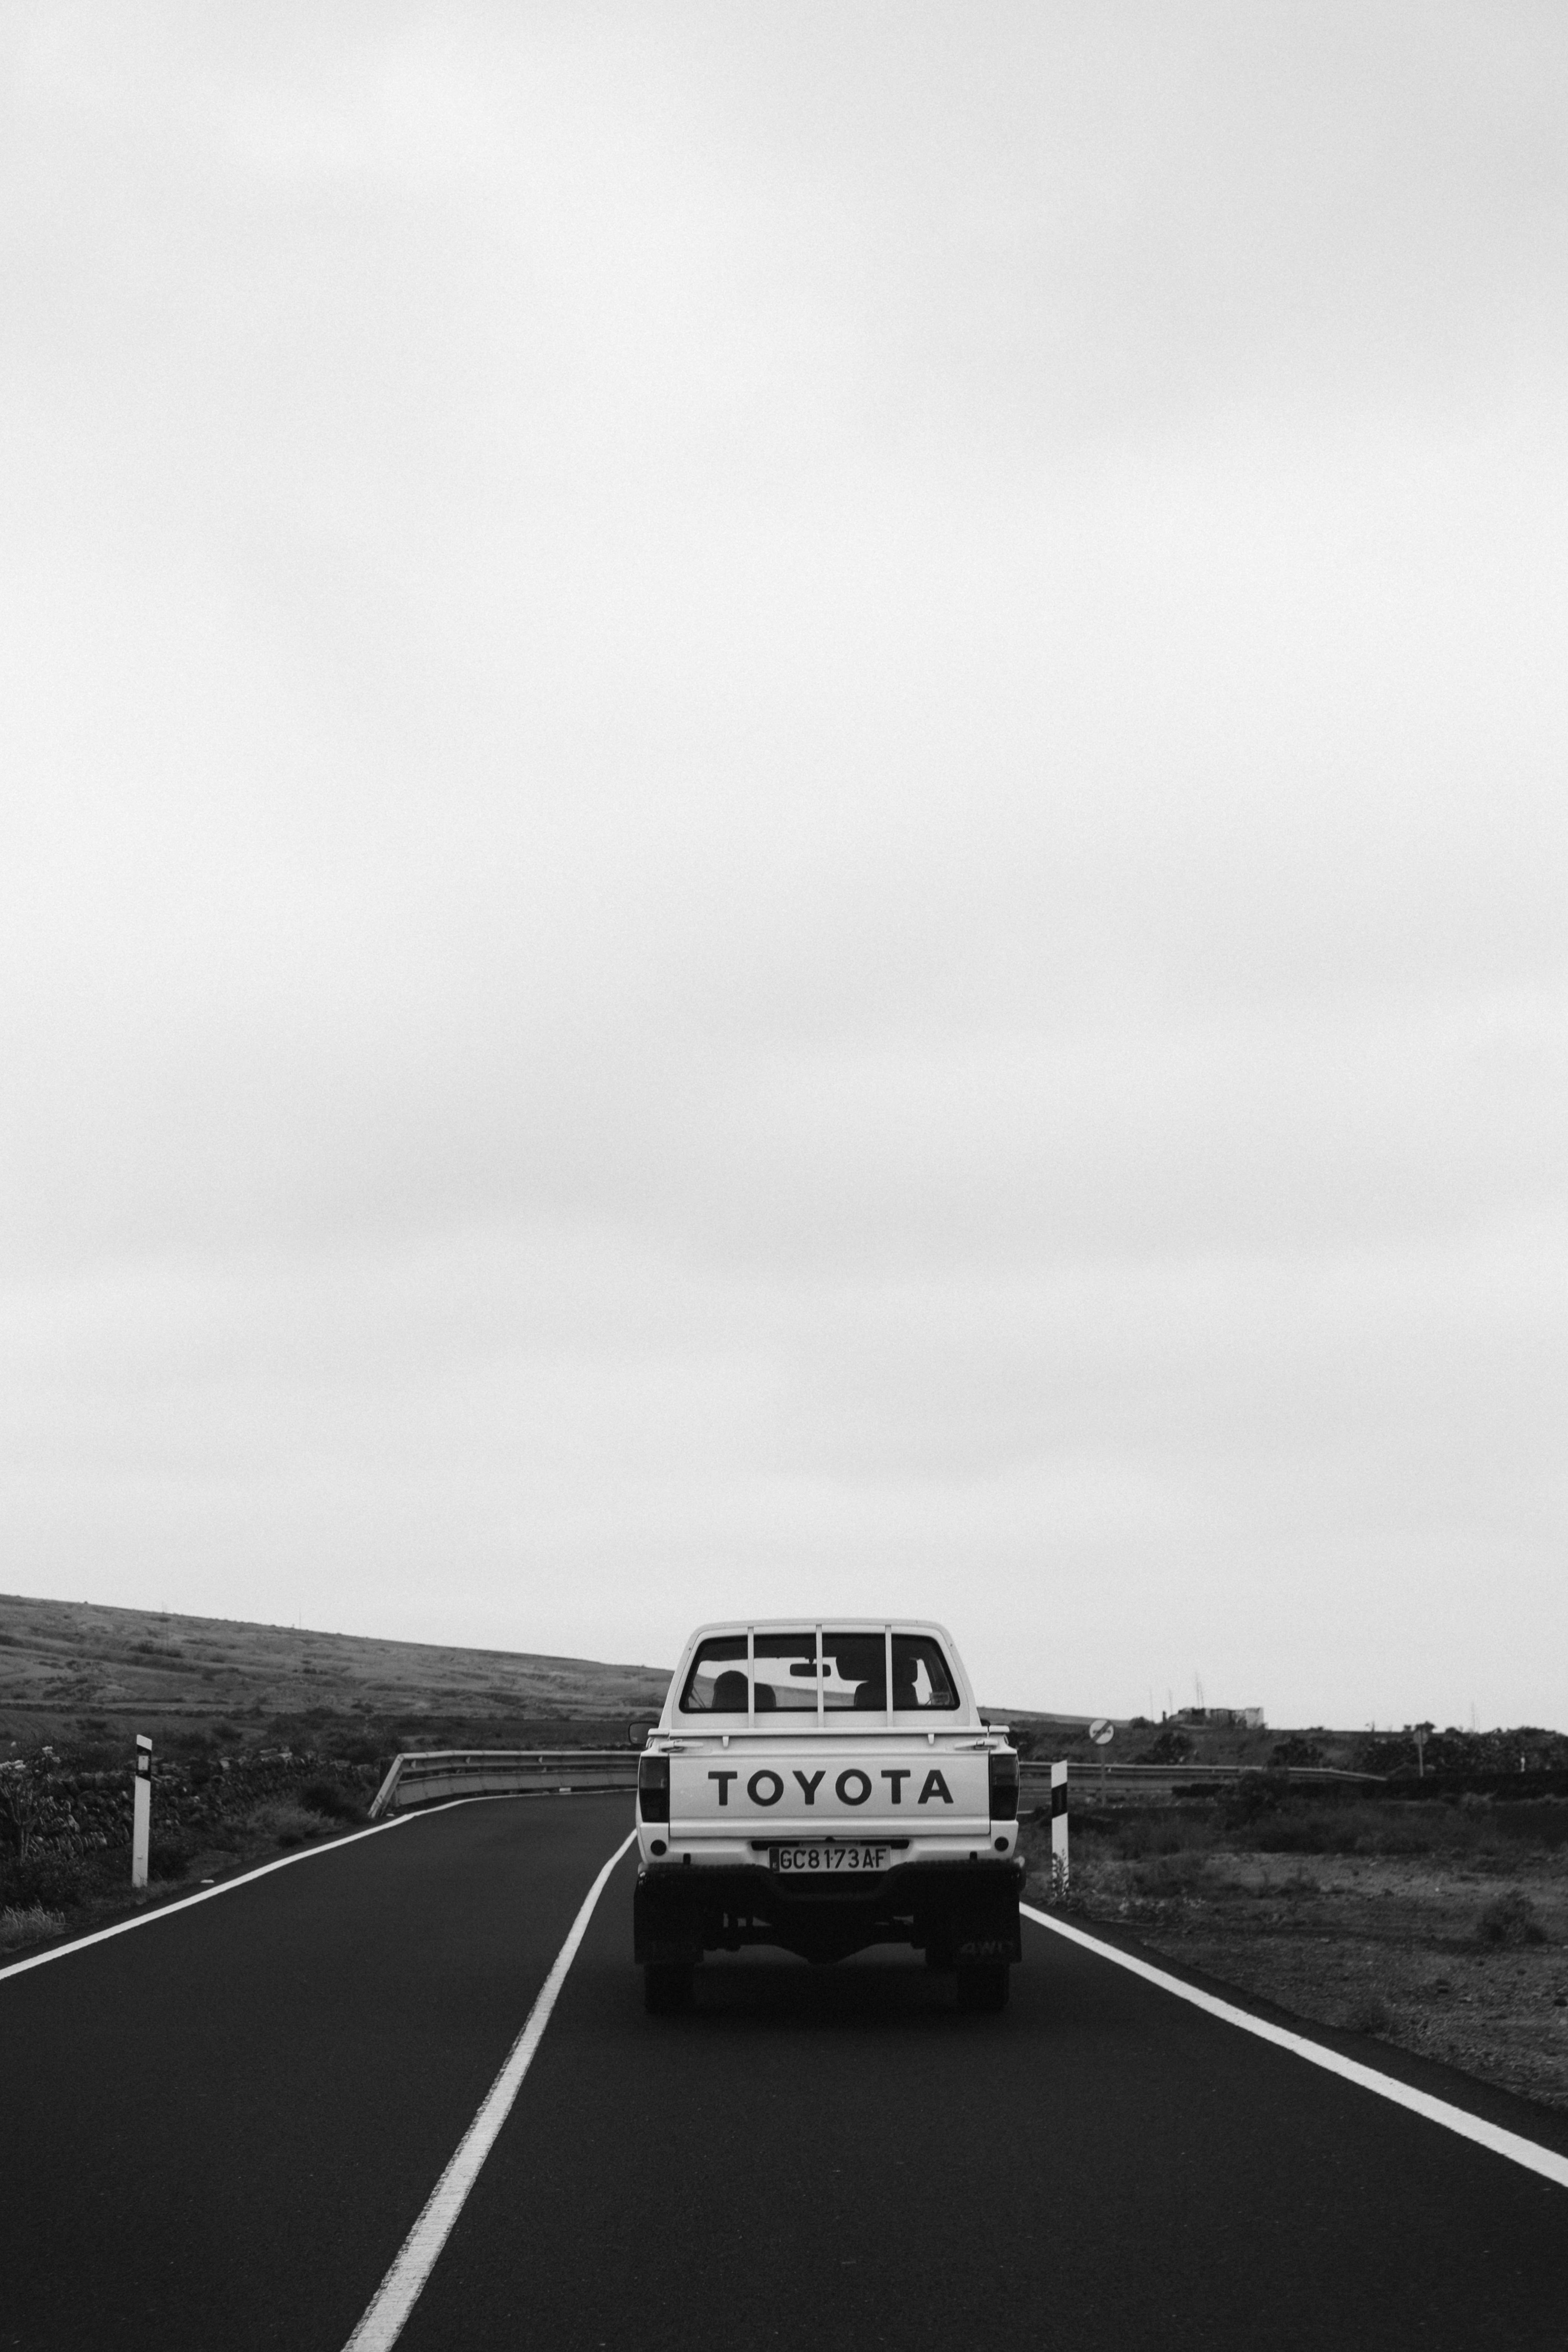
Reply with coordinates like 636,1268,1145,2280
0,1792,572,1986
1022,1901,1568,2191
341,1828,637,2352
0,1806,480,1986
0,1788,615,1985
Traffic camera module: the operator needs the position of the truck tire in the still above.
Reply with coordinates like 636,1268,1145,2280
956,1961,1010,2013
643,1962,694,2014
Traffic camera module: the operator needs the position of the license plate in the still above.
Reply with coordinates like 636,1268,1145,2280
772,1844,890,1874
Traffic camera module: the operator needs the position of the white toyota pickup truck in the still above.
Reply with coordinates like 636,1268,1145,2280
633,1619,1022,2012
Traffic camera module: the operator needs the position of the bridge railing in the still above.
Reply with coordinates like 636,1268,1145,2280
369,1749,639,1819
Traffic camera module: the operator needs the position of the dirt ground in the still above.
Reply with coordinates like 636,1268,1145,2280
1023,1808,1568,2114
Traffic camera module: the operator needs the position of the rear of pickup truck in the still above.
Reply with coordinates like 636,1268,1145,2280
633,1620,1023,2012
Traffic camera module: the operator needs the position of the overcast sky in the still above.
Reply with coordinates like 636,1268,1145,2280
3,3,1564,1727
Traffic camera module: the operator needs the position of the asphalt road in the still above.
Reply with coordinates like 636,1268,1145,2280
6,1794,1568,2352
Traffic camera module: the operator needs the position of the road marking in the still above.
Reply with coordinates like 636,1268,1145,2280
1023,1902,1568,2191
0,1807,458,1986
341,1830,637,2352
0,1788,620,1986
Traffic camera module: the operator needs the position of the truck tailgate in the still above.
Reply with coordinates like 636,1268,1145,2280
668,1748,989,1833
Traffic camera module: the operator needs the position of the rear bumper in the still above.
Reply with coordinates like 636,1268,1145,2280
634,1856,1024,1967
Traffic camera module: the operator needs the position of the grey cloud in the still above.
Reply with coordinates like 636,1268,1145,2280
1,2,1564,1728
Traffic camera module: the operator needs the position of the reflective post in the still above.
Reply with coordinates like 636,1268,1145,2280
132,1734,152,1890
1049,1759,1069,1899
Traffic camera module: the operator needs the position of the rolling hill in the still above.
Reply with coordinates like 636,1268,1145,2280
0,1591,672,1751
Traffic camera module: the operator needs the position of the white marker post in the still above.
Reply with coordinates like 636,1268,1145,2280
132,1735,152,1891
1049,1759,1069,1899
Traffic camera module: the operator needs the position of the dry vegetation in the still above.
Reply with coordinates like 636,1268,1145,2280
1024,1791,1568,2113
0,1588,677,1958
0,1589,671,1753
0,1740,394,1955
0,1900,67,1950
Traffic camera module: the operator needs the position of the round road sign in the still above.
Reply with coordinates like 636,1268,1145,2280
1089,1718,1115,1746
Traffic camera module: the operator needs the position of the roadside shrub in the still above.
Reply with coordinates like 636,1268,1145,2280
148,1832,199,1882
1237,1802,1432,1857
1110,1812,1211,1859
1223,1772,1294,1828
0,1851,88,1910
1129,1851,1211,1899
300,1777,364,1825
1031,1850,1131,1914
1476,1890,1547,1948
1135,1730,1194,1765
319,1731,383,1766
1233,1803,1346,1853
0,1903,67,1950
1489,1801,1568,1851
1346,1994,1393,2036
247,1801,329,1849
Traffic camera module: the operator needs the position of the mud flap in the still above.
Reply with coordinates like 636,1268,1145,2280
954,1918,1023,1965
927,1889,1023,1969
634,1874,703,1966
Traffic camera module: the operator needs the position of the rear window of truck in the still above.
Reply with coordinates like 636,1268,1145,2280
678,1631,958,1714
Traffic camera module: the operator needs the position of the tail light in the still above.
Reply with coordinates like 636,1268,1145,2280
988,1752,1018,1821
638,1756,670,1824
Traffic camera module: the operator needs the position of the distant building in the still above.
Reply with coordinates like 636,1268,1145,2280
1173,1705,1265,1730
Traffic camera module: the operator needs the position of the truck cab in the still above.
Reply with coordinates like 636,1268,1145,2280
634,1620,1022,2011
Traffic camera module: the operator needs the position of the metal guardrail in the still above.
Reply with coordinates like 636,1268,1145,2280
369,1748,1384,1820
369,1749,638,1819
1019,1760,1382,1792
